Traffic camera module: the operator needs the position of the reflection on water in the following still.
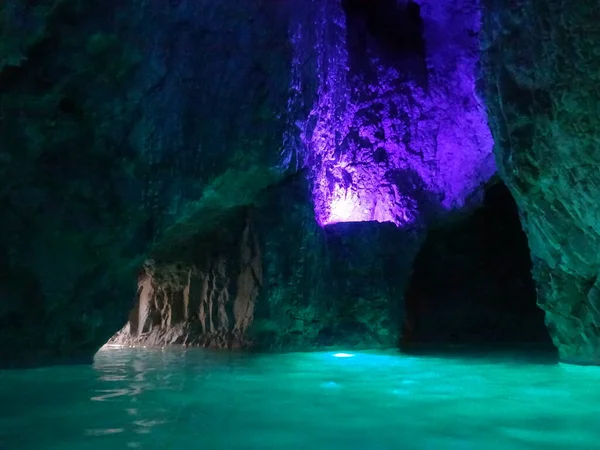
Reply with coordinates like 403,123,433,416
1,347,600,449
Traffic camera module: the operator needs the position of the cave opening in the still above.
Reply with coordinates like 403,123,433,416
401,180,555,354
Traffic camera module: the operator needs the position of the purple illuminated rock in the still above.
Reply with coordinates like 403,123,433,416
291,0,495,227
1,0,500,366
111,0,499,352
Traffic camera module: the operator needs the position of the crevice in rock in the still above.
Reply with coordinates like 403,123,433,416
342,0,426,81
402,180,554,352
342,0,425,60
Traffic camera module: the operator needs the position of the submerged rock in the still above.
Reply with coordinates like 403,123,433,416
481,0,600,364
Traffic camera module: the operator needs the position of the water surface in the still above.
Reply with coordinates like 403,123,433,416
1,347,599,449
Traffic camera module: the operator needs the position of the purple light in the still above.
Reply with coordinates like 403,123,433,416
289,0,495,227
315,179,417,227
328,188,357,223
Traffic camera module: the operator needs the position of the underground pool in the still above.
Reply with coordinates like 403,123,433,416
1,347,599,449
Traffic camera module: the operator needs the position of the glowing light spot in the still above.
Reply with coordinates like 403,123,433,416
333,353,354,358
328,191,359,223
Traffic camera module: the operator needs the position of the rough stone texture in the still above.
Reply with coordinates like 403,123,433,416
292,0,495,226
111,175,422,350
110,216,261,348
0,0,292,366
248,175,422,350
481,0,600,364
403,180,551,347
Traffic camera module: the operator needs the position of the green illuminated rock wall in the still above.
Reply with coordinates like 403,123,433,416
481,0,600,364
0,0,292,366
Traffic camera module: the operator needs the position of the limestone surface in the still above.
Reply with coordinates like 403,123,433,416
1,0,502,366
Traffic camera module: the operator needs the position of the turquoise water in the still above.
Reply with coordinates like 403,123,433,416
1,347,599,449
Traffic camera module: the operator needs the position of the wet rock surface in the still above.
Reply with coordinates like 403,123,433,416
481,0,600,363
109,0,501,354
296,0,495,227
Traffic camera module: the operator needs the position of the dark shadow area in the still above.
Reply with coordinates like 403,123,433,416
386,167,446,225
342,0,427,82
401,180,556,358
342,0,425,56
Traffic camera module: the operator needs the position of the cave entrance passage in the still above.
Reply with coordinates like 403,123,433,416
401,181,554,352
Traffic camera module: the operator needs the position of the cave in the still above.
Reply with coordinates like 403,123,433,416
402,180,554,352
105,179,554,356
2,0,600,448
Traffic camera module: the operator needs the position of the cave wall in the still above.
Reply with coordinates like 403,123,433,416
0,0,294,366
111,175,422,350
110,214,261,348
481,0,600,364
403,181,551,348
1,0,146,366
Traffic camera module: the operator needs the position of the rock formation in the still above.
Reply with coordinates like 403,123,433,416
110,217,262,349
109,0,498,351
293,0,495,227
481,0,600,364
